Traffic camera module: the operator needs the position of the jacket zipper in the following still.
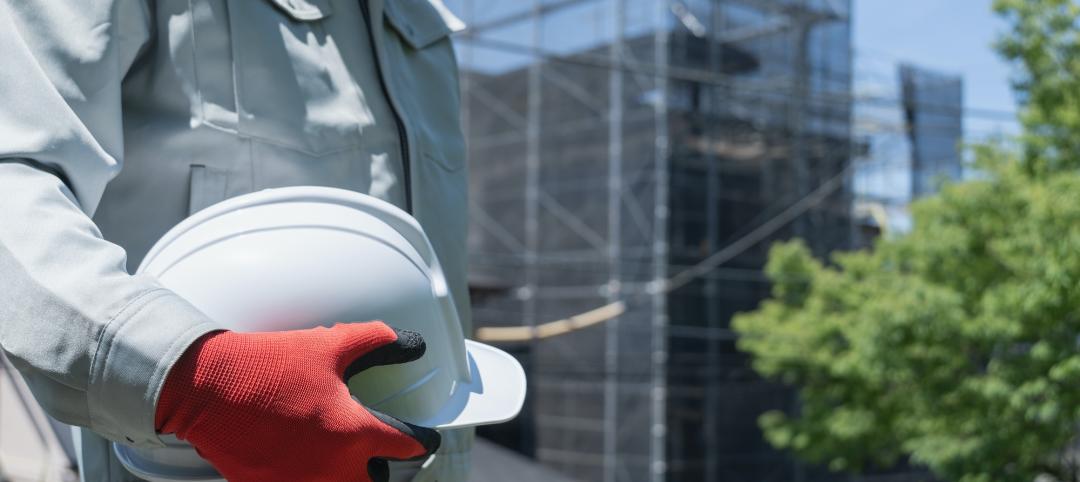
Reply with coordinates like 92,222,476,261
359,0,413,214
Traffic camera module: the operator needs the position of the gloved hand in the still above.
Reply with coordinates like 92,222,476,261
155,321,440,482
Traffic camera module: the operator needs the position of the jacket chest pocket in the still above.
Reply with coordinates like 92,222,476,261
222,0,373,156
189,0,464,165
381,0,466,172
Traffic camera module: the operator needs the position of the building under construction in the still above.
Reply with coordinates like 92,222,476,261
449,1,857,481
853,63,964,243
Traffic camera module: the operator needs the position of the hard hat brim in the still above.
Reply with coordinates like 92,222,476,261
409,339,527,429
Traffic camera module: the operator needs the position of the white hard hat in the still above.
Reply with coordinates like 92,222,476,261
111,186,526,481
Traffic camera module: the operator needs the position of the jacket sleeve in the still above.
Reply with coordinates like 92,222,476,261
0,1,220,446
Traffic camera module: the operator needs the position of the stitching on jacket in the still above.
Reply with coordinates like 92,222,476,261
198,116,376,158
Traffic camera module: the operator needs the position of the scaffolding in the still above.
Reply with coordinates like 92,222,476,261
450,1,856,480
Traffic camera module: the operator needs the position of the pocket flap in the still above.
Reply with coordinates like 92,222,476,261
384,0,463,49
267,0,332,21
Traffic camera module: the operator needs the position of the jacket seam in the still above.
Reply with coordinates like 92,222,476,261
197,120,373,158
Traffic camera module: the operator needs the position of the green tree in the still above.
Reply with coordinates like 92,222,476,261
996,0,1080,174
732,1,1080,481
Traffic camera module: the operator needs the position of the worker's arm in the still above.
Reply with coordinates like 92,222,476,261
0,0,219,445
0,162,220,444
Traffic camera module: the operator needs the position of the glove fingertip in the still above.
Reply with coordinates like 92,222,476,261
342,327,426,380
392,329,426,358
367,458,393,481
369,409,442,459
367,458,390,482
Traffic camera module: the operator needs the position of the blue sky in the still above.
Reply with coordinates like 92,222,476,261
851,0,1021,228
853,0,1020,138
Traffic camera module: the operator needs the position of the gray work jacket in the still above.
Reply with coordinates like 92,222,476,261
0,0,472,480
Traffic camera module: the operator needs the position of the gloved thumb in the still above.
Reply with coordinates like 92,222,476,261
329,322,427,380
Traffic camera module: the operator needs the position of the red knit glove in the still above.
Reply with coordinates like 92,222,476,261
155,322,440,482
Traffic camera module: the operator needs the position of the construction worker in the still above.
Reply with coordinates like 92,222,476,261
0,1,472,481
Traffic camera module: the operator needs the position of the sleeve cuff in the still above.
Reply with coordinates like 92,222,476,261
86,286,220,446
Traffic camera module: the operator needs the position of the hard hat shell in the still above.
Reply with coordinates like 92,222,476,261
111,187,526,481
